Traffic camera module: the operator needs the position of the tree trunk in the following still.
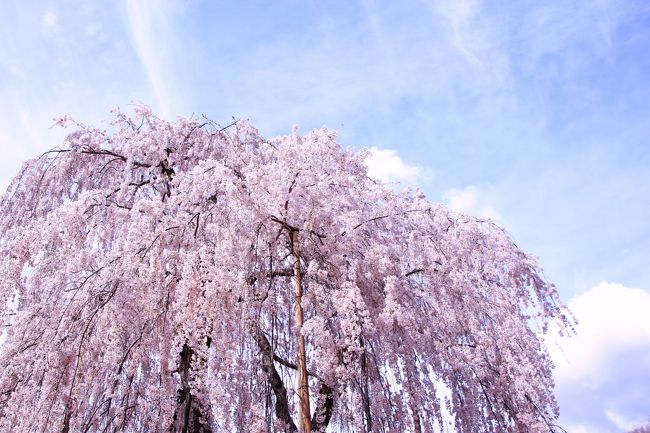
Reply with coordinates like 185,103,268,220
291,230,312,433
171,344,212,433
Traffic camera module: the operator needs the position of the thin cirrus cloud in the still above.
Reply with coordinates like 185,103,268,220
0,107,68,194
124,0,174,118
430,0,486,67
124,0,190,119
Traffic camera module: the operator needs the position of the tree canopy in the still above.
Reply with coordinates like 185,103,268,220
0,107,570,433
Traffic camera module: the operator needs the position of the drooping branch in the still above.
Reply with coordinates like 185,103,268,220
254,329,297,433
246,268,297,286
404,268,425,277
272,353,299,371
272,353,320,379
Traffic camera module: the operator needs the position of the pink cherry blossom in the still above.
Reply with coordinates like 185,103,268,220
0,106,571,433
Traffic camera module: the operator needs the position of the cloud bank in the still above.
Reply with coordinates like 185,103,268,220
549,282,650,432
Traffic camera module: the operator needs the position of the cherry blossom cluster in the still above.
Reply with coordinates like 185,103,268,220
0,106,571,432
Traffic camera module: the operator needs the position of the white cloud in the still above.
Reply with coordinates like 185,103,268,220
365,147,425,187
442,185,503,222
548,282,650,432
42,11,58,31
550,282,650,382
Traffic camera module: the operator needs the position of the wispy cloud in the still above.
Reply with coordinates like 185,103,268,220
595,0,614,50
0,105,68,193
432,0,484,67
0,2,149,192
124,0,188,118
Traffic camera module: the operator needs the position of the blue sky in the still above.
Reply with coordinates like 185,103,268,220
1,1,649,431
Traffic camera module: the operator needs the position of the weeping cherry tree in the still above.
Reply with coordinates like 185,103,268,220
0,107,571,433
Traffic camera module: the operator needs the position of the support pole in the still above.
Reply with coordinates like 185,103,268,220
291,230,312,433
